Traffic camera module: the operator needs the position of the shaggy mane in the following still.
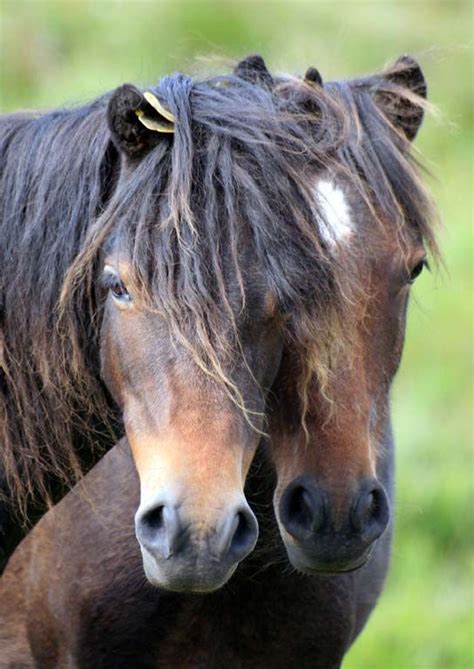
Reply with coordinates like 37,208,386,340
0,59,437,518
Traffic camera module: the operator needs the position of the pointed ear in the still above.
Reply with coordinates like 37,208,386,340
304,67,323,87
375,55,427,141
234,54,273,88
107,84,174,159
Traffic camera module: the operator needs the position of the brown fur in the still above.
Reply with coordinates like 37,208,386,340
271,211,420,515
1,441,372,668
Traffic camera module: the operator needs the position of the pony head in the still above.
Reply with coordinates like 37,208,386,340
270,56,438,574
59,59,347,591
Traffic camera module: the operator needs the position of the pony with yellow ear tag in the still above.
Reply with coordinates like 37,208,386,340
135,91,175,133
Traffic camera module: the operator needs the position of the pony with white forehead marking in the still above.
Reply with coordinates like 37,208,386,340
0,54,438,668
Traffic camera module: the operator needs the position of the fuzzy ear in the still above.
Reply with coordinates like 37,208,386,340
234,54,273,88
376,55,427,141
304,67,323,87
107,84,174,159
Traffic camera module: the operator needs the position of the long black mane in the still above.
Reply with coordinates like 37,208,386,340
0,58,436,516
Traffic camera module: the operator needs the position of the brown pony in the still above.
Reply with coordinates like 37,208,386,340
1,54,344,578
0,56,437,668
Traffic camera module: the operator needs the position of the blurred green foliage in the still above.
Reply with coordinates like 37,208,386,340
1,1,472,667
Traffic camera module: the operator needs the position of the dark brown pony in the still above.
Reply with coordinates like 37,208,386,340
0,56,437,667
0,54,345,576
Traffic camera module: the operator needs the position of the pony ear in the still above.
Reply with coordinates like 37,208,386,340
234,54,273,88
304,67,323,87
375,55,427,142
107,84,175,159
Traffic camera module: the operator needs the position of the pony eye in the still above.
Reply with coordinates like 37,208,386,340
103,267,132,304
407,259,428,285
111,278,130,301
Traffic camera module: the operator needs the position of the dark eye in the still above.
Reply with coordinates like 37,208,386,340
111,277,130,301
407,258,428,285
102,267,132,304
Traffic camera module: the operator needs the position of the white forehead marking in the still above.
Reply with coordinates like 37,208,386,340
315,179,353,246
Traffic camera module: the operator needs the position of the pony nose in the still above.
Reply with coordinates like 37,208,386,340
350,480,389,542
279,476,389,543
279,476,327,542
135,500,258,563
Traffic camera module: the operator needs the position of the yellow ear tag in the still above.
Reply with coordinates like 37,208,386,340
143,91,175,123
135,92,175,134
135,109,174,133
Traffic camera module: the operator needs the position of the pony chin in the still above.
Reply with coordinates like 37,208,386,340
140,545,238,593
283,540,374,576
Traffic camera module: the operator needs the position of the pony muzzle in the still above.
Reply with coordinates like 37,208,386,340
277,475,390,574
126,423,260,591
135,493,258,592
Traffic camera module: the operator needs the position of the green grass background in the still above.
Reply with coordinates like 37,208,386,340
1,1,472,667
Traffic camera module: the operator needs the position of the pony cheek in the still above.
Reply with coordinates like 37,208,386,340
100,331,126,408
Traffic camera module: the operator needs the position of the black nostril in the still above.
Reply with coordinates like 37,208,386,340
279,479,326,541
231,511,253,554
351,483,389,540
136,504,183,559
220,507,258,562
352,492,375,532
141,505,165,535
232,512,249,550
288,487,314,532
